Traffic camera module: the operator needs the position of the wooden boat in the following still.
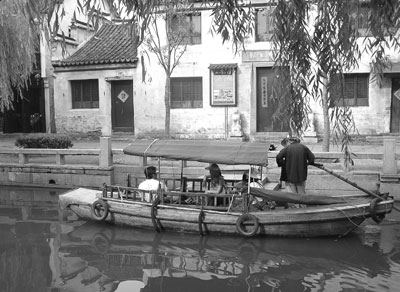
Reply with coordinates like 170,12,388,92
59,139,394,238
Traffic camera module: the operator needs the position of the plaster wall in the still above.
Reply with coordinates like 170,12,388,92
52,3,397,139
54,67,135,135
133,9,266,139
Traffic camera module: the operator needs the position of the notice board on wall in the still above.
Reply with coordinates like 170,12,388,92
209,64,237,106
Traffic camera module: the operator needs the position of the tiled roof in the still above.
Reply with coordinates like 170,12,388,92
208,63,238,70
55,24,138,67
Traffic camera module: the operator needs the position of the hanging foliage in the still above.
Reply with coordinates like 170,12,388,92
0,0,64,111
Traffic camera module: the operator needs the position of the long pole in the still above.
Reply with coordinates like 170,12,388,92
313,164,399,212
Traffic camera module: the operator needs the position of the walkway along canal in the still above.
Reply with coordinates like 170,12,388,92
0,137,399,201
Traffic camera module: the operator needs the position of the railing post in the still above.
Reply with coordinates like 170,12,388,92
100,136,112,167
56,153,65,165
19,153,28,164
383,139,397,175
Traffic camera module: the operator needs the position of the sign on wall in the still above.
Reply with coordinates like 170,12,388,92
261,76,268,107
209,64,237,106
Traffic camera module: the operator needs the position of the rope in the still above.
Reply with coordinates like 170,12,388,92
151,197,162,232
143,138,159,157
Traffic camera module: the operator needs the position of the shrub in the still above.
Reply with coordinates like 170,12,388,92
15,134,74,149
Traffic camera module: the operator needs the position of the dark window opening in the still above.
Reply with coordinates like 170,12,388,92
330,74,369,107
171,77,203,108
71,79,99,109
171,13,201,45
255,7,274,42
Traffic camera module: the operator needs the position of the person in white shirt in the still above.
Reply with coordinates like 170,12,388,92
138,166,168,202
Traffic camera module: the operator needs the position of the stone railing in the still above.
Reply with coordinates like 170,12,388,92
0,138,398,199
0,137,398,168
0,137,113,168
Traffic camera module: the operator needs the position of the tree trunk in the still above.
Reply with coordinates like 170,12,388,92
164,75,171,138
321,75,330,152
49,85,57,133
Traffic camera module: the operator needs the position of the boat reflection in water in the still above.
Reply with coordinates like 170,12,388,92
56,218,399,292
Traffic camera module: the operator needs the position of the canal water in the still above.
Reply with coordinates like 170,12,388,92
0,186,400,292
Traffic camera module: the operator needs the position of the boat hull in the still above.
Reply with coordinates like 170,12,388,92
59,188,394,238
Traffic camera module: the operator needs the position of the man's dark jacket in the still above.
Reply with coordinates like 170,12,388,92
276,142,315,184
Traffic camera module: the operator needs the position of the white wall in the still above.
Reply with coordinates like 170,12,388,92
52,2,396,138
54,67,135,135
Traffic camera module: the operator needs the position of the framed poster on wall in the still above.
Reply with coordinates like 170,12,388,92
209,63,237,106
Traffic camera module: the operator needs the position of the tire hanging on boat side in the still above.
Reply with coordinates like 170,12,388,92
91,199,109,221
369,197,385,223
236,213,259,237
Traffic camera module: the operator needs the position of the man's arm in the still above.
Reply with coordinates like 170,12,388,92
306,146,315,165
276,147,287,167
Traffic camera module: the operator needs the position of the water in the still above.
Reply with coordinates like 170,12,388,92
0,186,400,292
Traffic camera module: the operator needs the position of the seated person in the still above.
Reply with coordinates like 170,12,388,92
202,163,226,206
233,170,275,211
138,166,168,202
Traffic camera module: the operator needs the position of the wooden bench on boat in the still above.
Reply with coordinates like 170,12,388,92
125,174,244,192
102,183,252,212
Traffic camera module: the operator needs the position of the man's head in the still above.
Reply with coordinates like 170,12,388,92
144,166,157,179
281,138,290,147
289,137,301,144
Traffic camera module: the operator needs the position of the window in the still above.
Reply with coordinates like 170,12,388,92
255,7,274,42
71,79,99,109
330,74,369,107
171,77,203,108
357,4,372,37
171,13,201,45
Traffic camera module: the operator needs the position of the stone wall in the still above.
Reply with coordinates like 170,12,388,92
0,165,113,189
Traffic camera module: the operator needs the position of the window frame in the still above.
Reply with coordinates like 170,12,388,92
170,77,203,109
170,12,201,45
330,73,369,107
357,3,372,37
71,79,99,109
255,7,275,42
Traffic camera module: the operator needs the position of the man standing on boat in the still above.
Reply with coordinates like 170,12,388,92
276,137,315,195
138,166,168,202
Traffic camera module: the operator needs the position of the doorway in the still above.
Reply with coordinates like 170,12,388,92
111,80,134,132
391,78,400,133
256,67,289,132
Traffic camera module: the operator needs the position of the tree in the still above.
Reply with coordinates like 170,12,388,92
207,0,400,167
3,0,400,162
270,0,400,168
0,0,63,112
142,0,194,137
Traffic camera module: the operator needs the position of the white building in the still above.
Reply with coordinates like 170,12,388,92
50,1,400,140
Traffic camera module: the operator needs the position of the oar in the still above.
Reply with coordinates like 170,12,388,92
312,163,400,212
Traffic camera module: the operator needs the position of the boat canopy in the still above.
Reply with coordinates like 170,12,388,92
123,139,269,166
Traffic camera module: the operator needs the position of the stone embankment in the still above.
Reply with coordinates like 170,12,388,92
0,135,399,201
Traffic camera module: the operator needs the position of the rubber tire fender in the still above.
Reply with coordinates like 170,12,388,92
236,213,259,237
91,199,109,221
369,198,385,224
